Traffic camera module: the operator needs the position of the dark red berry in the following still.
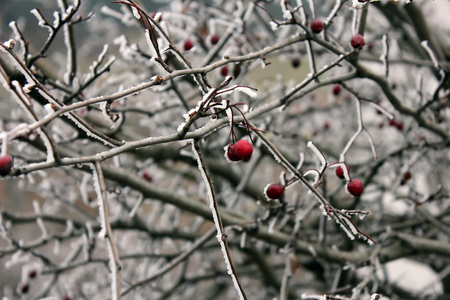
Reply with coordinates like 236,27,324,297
21,283,29,294
63,295,73,300
28,270,37,279
142,171,153,182
184,39,194,51
291,58,300,68
0,154,12,176
323,121,330,130
265,183,284,200
310,19,324,34
332,84,341,96
220,65,229,77
210,34,220,45
403,171,411,181
388,119,397,126
395,121,403,131
233,139,253,161
350,34,365,49
226,144,241,162
347,179,364,197
335,164,350,179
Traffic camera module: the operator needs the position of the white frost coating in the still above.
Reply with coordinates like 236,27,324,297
129,194,144,218
3,39,15,49
307,141,326,173
53,11,61,28
106,242,120,300
371,293,381,300
30,9,48,28
268,217,277,234
421,40,440,69
280,0,291,19
131,6,141,19
191,141,246,300
270,21,279,31
301,294,326,300
307,245,317,258
335,217,356,240
0,47,35,89
240,232,247,249
296,152,304,170
303,169,320,185
91,165,106,239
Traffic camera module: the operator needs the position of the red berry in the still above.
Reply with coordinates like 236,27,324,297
310,19,324,34
403,171,411,181
347,179,364,197
210,34,220,45
332,84,341,96
220,65,229,77
395,121,403,131
291,58,300,68
233,139,253,161
28,270,37,279
226,144,241,162
350,34,365,49
142,171,153,182
323,121,330,130
21,283,29,294
63,295,73,300
0,154,12,176
265,183,284,200
335,164,350,179
184,39,194,51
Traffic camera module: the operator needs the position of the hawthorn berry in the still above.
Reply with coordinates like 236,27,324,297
233,139,253,161
21,283,29,294
142,171,153,182
332,84,341,96
335,164,349,179
226,144,241,162
310,19,324,34
347,179,364,197
388,119,397,126
0,154,12,177
350,34,365,49
184,39,194,51
265,183,284,200
28,270,37,279
395,121,404,131
220,65,229,77
291,58,300,68
210,34,220,45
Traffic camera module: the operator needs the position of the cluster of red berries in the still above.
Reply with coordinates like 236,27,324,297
0,154,12,176
335,163,364,197
226,139,253,162
388,118,404,131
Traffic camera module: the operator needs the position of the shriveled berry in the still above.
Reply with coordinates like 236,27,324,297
310,19,324,34
210,34,220,45
323,121,330,130
233,139,253,161
220,65,229,77
395,121,404,131
347,179,364,197
332,84,341,96
0,154,12,176
265,183,284,200
291,58,300,68
388,119,397,126
184,39,194,51
350,34,365,49
403,171,411,181
335,164,350,179
142,171,153,182
226,144,241,162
